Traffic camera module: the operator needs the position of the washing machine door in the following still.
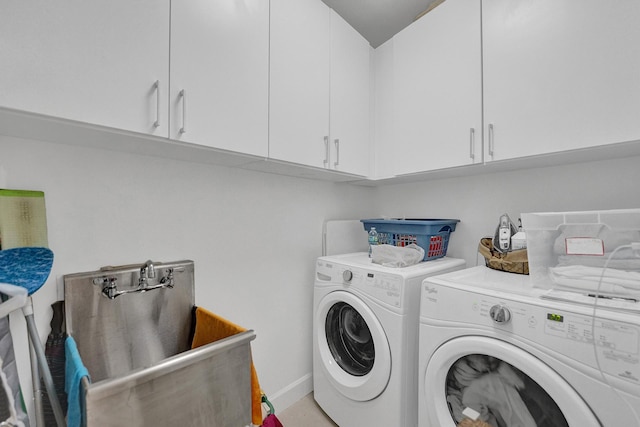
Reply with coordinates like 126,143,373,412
316,290,391,401
424,336,600,427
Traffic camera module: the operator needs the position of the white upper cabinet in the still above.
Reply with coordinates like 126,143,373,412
391,0,482,176
329,10,372,177
5,0,637,183
170,0,269,157
269,0,331,169
372,39,396,179
0,0,170,136
483,0,640,161
270,0,371,176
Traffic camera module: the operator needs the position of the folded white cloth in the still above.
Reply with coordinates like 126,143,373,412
557,252,640,271
549,265,640,296
371,244,424,267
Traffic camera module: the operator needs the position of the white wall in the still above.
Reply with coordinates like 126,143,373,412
373,156,640,268
1,135,375,419
4,134,640,422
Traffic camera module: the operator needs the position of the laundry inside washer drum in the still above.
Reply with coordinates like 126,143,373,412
325,302,375,376
446,354,569,427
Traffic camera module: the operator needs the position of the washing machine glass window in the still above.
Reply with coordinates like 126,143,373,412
325,302,375,376
446,354,567,427
315,290,392,402
424,337,600,427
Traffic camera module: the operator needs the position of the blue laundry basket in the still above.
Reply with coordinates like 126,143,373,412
361,218,460,261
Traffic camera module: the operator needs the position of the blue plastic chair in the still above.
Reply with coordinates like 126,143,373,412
0,247,65,427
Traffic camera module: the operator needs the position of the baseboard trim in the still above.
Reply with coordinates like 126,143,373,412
268,373,313,413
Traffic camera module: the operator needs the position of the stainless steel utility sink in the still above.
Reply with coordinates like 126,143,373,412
64,260,255,427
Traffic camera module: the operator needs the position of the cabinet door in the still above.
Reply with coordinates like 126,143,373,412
0,0,169,136
392,0,482,176
329,10,372,177
269,0,331,168
170,0,269,157
483,0,640,161
372,39,396,179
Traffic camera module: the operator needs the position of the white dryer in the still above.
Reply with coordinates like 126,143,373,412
418,266,640,427
314,252,465,427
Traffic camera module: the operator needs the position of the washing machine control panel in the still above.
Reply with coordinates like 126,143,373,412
347,268,403,309
422,279,640,389
316,260,405,309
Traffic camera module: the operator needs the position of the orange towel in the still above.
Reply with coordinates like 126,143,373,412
191,307,262,426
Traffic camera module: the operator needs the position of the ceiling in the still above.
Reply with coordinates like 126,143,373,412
321,0,441,48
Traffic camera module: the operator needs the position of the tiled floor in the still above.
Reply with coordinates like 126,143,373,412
277,393,338,426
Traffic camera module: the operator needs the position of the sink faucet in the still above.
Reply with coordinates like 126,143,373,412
139,260,156,288
95,260,178,300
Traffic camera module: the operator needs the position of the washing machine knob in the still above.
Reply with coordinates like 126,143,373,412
343,270,353,283
489,304,512,324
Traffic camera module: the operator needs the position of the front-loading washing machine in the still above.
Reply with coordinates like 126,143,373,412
314,252,465,427
418,266,640,427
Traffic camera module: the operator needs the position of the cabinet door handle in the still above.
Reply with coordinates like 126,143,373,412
469,128,475,160
488,123,494,158
153,80,160,128
334,138,340,167
179,89,186,134
324,136,329,167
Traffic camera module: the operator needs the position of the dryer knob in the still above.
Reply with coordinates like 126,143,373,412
343,270,353,283
489,304,512,324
